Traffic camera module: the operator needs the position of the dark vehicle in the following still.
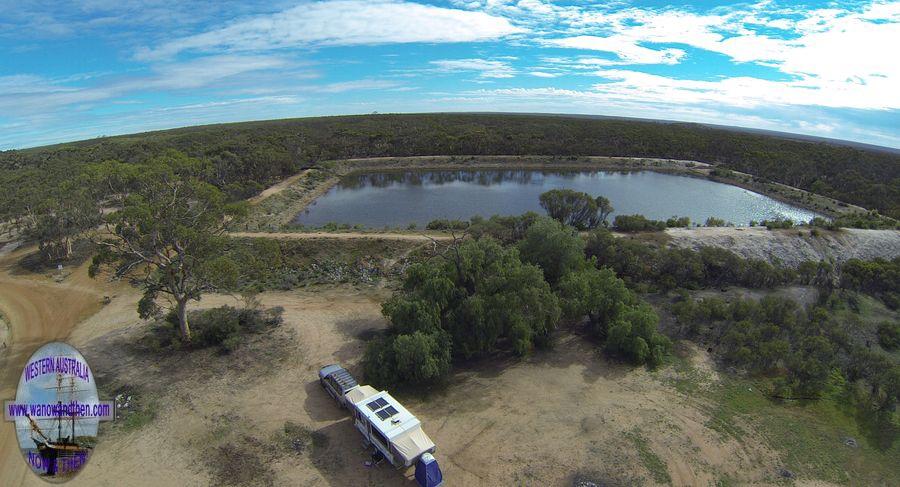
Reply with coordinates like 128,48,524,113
318,364,359,408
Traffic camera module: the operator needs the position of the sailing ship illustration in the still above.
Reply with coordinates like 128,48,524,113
23,373,93,478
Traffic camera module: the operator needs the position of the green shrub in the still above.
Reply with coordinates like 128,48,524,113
808,217,838,231
831,211,898,230
613,214,667,232
167,305,284,351
557,267,633,336
605,303,670,367
761,217,794,230
468,212,540,243
516,217,585,284
586,228,793,290
363,331,452,387
538,189,613,229
380,237,560,366
665,216,690,228
704,217,727,227
425,218,469,231
877,321,900,350
673,293,899,404
840,257,900,309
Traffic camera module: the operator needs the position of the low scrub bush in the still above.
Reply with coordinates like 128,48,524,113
586,228,794,290
831,211,898,230
840,257,900,309
165,305,283,351
425,218,469,231
613,214,667,232
761,217,794,230
467,212,540,243
877,321,900,350
672,294,900,407
665,216,690,228
704,217,727,227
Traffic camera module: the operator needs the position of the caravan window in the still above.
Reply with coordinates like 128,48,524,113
370,424,389,449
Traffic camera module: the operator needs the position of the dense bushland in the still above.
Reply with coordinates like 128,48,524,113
2,113,898,224
364,216,676,386
840,257,900,309
586,228,795,290
671,294,899,410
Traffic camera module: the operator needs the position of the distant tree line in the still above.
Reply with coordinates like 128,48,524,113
2,114,898,227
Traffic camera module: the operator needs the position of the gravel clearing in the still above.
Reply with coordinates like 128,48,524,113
666,227,900,267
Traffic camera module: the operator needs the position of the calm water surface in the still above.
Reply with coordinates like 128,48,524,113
294,170,821,228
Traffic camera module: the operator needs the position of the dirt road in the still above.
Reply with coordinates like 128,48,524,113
246,170,312,205
0,248,113,486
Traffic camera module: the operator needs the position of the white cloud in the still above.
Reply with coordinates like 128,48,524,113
138,0,524,60
0,55,292,115
430,58,516,78
148,55,289,89
314,79,401,93
529,71,559,78
546,35,685,65
586,69,900,110
532,1,900,110
159,95,303,111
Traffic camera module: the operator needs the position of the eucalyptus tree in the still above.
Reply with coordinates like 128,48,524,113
90,151,247,342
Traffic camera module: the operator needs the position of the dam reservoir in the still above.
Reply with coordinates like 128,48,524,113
294,169,822,228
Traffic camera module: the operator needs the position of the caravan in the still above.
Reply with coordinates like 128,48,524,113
319,365,444,487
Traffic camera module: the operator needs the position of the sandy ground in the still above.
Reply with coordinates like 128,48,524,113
247,170,312,205
666,227,900,267
0,242,791,486
0,247,125,486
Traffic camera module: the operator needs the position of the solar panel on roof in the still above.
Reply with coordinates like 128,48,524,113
366,397,388,411
376,406,398,420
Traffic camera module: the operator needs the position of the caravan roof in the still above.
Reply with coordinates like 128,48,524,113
350,390,435,463
353,390,419,441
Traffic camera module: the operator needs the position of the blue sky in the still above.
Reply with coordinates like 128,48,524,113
1,0,898,149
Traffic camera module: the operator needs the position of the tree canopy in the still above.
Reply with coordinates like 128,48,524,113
539,189,613,229
516,217,586,284
90,151,247,341
364,237,561,385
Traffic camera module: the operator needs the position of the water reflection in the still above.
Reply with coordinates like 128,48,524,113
341,170,544,189
295,169,822,229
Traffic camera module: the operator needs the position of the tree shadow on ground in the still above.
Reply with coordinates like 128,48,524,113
309,419,417,487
